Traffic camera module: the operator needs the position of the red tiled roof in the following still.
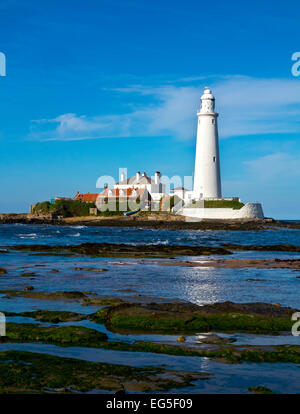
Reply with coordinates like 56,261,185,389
74,193,99,203
75,187,150,203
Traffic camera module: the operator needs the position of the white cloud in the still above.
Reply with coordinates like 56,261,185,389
244,152,300,181
29,76,300,141
223,152,300,219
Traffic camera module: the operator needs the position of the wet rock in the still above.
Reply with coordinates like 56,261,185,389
24,286,34,291
248,386,274,394
246,278,266,282
85,297,124,307
4,323,108,345
1,323,300,365
223,243,300,253
0,350,211,393
20,272,36,277
197,334,236,345
19,310,87,323
10,242,232,258
103,300,298,333
177,336,186,342
199,301,296,318
74,267,108,272
0,267,7,274
135,258,300,270
0,289,87,301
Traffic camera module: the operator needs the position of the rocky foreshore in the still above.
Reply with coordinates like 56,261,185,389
9,242,232,257
1,288,299,393
1,212,300,230
1,290,297,334
7,241,300,259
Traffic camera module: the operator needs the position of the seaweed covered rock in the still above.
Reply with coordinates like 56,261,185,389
10,242,231,258
0,290,87,301
3,323,107,346
0,350,211,393
20,310,87,323
248,386,274,394
101,301,298,334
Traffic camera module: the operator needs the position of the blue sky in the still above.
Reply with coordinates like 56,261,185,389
0,0,300,218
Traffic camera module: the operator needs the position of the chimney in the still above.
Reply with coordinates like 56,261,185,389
104,184,108,189
136,171,140,181
120,172,125,182
142,172,146,177
155,171,161,185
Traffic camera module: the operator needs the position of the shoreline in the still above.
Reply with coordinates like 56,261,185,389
1,213,300,230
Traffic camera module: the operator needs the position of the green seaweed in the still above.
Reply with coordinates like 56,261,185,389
1,322,299,364
19,310,87,323
248,386,274,394
2,323,107,346
0,290,86,301
0,350,210,393
107,312,293,334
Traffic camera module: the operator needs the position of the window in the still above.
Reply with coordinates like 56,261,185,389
212,119,215,124
213,156,216,162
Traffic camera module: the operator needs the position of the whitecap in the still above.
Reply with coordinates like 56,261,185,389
69,233,81,237
149,240,169,246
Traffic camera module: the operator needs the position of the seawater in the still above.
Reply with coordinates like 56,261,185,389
0,224,299,307
0,224,300,393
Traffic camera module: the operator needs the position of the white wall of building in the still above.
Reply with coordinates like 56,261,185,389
178,203,264,220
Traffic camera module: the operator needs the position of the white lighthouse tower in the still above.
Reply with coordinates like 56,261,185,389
193,87,222,200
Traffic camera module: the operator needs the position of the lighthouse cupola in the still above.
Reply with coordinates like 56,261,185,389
200,88,216,114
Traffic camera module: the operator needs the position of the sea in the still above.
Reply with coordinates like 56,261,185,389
0,223,299,394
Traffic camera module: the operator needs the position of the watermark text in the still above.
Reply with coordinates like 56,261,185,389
0,312,5,336
291,52,300,77
292,312,300,336
0,52,6,77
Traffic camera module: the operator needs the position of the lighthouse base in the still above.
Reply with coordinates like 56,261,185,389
177,202,264,220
